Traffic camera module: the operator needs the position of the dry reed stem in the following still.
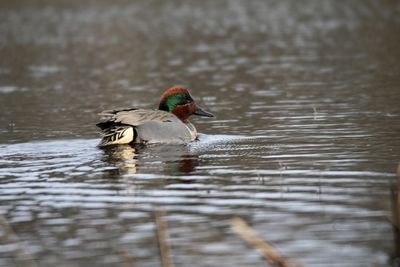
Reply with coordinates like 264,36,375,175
155,209,175,267
231,217,303,267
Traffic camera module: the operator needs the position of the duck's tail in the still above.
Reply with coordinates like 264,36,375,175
98,125,136,147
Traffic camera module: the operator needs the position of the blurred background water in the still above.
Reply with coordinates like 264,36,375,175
0,0,400,266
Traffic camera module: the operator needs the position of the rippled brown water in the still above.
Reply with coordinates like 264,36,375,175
1,1,400,266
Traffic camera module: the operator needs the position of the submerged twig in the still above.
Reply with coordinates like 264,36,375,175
155,209,175,267
0,215,38,267
231,217,303,267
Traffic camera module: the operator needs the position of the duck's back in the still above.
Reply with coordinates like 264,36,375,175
96,109,196,146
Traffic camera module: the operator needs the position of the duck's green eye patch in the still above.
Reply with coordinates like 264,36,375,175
162,93,192,112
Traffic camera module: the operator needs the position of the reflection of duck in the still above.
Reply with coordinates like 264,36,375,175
173,156,199,175
101,144,199,176
102,145,138,174
96,87,214,147
145,144,200,176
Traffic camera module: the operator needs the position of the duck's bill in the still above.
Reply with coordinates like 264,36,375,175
193,106,214,117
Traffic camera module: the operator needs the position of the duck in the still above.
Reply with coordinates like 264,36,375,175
96,86,214,147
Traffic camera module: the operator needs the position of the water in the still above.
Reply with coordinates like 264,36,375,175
1,0,400,266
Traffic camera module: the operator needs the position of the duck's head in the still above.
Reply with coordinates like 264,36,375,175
158,86,214,122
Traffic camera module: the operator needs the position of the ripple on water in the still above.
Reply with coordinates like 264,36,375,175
0,127,396,267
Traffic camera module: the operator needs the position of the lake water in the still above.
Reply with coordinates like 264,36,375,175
0,1,400,266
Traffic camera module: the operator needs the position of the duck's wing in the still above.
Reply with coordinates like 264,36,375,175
97,109,177,129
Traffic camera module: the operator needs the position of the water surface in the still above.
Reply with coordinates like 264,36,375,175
1,1,400,266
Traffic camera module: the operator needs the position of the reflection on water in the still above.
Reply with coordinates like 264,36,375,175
1,0,400,266
101,143,200,176
102,145,138,175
